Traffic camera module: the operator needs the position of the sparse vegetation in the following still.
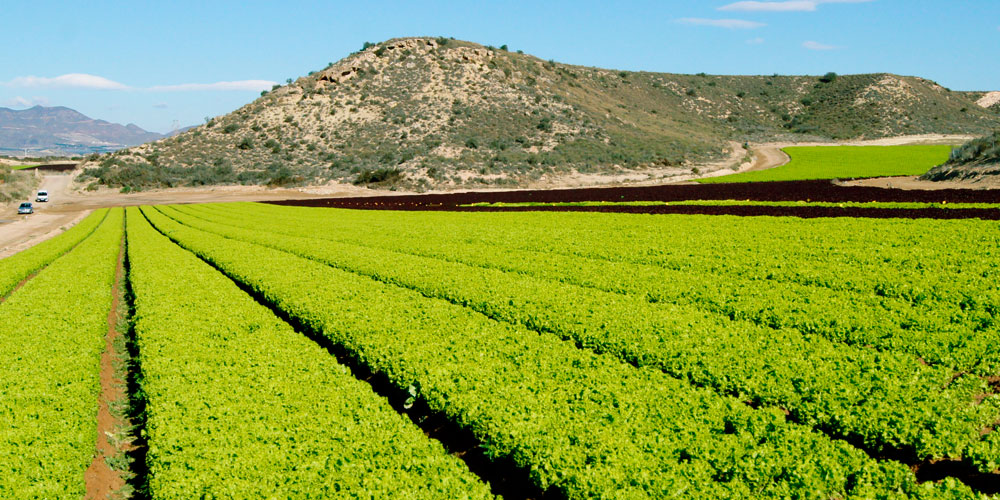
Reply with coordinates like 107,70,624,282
946,130,1000,164
353,167,404,186
921,130,1000,181
0,165,38,203
89,37,999,191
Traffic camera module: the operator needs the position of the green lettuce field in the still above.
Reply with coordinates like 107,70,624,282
700,145,952,183
2,204,998,498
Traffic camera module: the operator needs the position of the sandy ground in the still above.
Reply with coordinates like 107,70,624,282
0,175,91,258
842,175,1000,190
977,91,1000,109
0,158,36,167
520,141,752,188
0,172,377,258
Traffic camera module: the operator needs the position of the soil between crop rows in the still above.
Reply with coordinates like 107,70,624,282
84,231,129,499
269,180,1000,219
140,208,545,500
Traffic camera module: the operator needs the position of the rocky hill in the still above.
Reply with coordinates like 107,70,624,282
976,91,1000,111
921,130,1000,182
0,106,164,157
87,37,1000,191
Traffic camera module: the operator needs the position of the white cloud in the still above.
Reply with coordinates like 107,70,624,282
803,40,841,50
677,18,766,29
719,0,873,12
153,102,169,109
5,73,129,90
148,80,276,92
3,96,33,108
719,1,818,11
746,37,766,44
3,74,276,93
2,96,50,108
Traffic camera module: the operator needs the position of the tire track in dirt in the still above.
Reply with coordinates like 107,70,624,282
84,221,135,499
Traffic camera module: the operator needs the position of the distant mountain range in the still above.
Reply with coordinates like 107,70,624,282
0,106,165,157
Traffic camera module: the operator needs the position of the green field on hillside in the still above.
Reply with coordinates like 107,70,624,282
700,144,952,183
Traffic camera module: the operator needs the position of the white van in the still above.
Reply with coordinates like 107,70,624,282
35,191,49,202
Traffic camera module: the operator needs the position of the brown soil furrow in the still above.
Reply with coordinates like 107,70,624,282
913,460,1000,494
139,208,545,500
155,207,998,493
84,230,131,499
0,270,40,304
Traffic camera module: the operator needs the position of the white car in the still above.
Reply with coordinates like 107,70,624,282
35,191,49,202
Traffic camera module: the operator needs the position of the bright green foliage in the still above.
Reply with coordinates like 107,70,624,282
140,205,982,499
0,209,107,298
0,208,123,498
125,208,493,499
201,204,1000,374
215,204,999,364
159,203,1000,472
699,145,952,183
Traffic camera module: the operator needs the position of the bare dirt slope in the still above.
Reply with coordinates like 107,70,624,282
0,174,87,258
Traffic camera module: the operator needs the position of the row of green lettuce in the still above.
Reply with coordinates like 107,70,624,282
126,208,493,498
219,203,998,355
0,209,107,299
158,203,1000,474
0,208,122,498
143,204,986,498
196,203,998,375
206,203,1000,313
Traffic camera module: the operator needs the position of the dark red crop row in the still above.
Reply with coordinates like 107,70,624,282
269,180,1000,219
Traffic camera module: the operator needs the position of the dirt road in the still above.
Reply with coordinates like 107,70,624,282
0,172,365,259
0,174,90,258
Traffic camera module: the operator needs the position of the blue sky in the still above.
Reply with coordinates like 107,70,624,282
2,0,996,133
